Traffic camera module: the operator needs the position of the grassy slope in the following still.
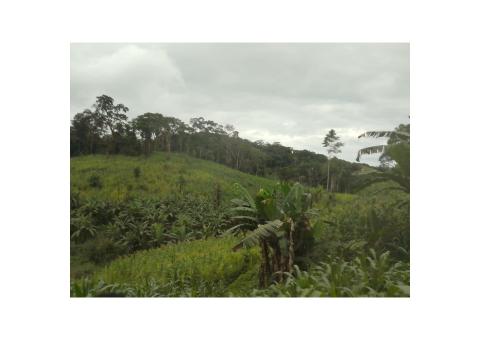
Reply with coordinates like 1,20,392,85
71,152,276,201
88,237,260,296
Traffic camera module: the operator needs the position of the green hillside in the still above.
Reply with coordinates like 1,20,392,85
71,152,276,202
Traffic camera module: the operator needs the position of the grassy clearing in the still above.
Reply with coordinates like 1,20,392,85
71,152,276,202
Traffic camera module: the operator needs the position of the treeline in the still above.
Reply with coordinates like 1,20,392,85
71,95,364,192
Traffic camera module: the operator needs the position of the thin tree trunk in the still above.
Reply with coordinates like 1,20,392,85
326,159,330,192
260,240,271,288
288,219,295,272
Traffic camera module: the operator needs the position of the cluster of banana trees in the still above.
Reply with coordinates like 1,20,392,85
226,182,316,287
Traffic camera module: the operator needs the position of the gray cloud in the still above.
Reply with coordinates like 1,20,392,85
71,43,409,164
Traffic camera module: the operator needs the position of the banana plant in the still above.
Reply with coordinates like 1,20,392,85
227,182,317,287
70,214,97,243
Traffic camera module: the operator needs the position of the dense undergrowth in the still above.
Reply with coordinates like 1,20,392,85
71,153,276,279
70,153,409,297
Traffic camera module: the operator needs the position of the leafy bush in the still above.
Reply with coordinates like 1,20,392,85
84,236,127,264
133,166,141,178
88,174,102,188
252,250,409,297
311,189,409,263
70,214,97,243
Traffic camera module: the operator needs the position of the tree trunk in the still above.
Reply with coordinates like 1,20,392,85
166,134,171,152
288,219,295,273
326,159,330,192
260,240,271,288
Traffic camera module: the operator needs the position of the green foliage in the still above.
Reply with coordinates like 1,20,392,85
356,124,410,194
233,220,283,250
70,214,97,243
70,125,409,298
71,153,275,202
70,191,237,277
228,182,317,286
88,173,102,188
72,96,369,191
253,250,409,297
310,185,409,263
71,237,260,297
323,129,344,156
83,236,127,264
133,166,141,178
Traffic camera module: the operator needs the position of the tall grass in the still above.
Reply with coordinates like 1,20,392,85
72,237,260,297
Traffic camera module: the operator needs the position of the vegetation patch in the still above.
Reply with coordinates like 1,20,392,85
71,237,260,297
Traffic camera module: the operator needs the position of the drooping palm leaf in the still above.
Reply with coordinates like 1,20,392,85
229,206,257,214
354,171,409,193
356,145,387,162
230,198,249,207
358,131,410,140
231,215,258,223
232,183,256,209
224,223,255,235
233,220,283,251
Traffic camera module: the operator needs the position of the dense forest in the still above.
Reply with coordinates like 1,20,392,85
70,95,410,297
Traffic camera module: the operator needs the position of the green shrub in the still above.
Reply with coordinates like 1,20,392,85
70,214,97,243
311,192,409,262
252,250,409,297
88,174,102,188
84,236,127,264
133,167,141,178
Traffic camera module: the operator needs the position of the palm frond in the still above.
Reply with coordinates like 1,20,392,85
229,206,257,214
354,171,409,193
223,223,254,235
230,198,249,206
232,183,256,208
358,131,409,139
233,220,283,251
231,215,258,223
356,145,387,162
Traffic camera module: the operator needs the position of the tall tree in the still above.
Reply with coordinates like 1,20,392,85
322,129,344,192
93,95,129,154
132,113,163,155
70,109,105,155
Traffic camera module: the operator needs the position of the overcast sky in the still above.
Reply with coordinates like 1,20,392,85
71,43,409,164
